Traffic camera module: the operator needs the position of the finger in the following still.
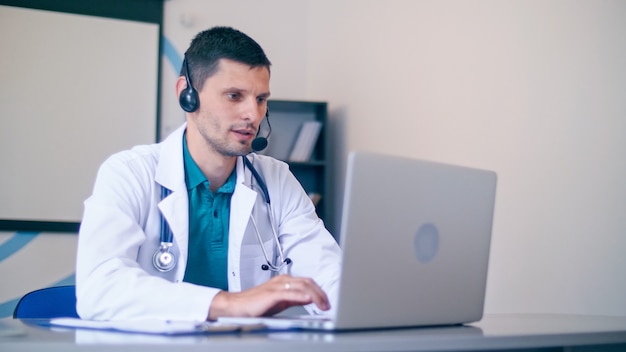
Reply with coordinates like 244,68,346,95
279,277,330,311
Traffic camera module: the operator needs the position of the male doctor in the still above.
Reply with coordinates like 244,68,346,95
76,26,342,321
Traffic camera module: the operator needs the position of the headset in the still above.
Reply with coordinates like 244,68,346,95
179,55,200,113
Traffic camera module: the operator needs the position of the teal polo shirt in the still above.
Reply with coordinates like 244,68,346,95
182,134,235,290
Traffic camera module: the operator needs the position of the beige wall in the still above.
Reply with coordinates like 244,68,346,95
162,0,626,316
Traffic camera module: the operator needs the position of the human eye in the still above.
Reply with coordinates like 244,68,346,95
226,92,241,101
257,95,269,105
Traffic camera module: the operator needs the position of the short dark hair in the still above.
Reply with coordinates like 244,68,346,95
181,26,272,92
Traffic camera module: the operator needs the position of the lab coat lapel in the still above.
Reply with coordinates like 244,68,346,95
154,124,189,279
228,157,257,291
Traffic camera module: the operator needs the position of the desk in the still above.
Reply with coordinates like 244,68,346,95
2,314,626,351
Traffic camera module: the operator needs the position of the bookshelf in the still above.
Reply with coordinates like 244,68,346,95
263,100,330,224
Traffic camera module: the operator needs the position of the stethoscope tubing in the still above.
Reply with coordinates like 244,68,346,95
159,186,173,243
153,155,292,273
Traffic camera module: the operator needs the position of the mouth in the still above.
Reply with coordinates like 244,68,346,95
232,127,256,140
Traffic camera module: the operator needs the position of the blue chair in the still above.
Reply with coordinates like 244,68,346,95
13,285,79,319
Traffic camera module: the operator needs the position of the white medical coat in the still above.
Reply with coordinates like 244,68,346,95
76,124,342,321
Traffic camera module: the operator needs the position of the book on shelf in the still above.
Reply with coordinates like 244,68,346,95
288,121,322,162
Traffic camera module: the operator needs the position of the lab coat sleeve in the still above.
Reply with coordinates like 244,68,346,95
76,149,217,321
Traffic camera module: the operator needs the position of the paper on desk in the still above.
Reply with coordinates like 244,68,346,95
49,318,266,335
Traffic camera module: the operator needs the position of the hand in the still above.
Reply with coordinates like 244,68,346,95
207,274,330,320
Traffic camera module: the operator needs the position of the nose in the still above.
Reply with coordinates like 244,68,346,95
241,98,266,124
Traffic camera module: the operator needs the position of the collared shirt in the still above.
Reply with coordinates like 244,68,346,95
182,134,235,290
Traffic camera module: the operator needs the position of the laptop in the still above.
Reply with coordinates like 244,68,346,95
220,151,497,330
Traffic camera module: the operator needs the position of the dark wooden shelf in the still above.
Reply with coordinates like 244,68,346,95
266,100,330,223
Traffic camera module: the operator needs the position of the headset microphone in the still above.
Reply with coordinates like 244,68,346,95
251,108,272,152
251,137,268,152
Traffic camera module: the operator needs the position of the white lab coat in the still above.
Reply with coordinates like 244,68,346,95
76,124,342,321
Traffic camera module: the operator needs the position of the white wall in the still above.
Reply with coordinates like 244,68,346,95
162,0,626,316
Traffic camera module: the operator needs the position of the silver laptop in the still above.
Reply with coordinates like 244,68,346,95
221,151,497,330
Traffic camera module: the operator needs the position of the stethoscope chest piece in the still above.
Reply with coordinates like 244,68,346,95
153,242,177,272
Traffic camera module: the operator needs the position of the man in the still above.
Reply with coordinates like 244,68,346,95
76,26,342,321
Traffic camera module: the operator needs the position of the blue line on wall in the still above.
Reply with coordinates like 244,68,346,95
0,232,39,262
162,35,182,74
53,273,76,287
0,298,20,318
0,273,76,318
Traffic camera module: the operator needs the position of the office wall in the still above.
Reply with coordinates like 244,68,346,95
163,0,626,316
0,231,76,317
305,0,626,317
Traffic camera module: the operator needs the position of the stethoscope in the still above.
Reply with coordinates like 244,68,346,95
152,156,293,273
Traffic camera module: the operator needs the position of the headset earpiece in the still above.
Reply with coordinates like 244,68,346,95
179,56,199,112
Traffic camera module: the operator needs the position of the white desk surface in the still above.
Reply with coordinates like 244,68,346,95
2,314,626,352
